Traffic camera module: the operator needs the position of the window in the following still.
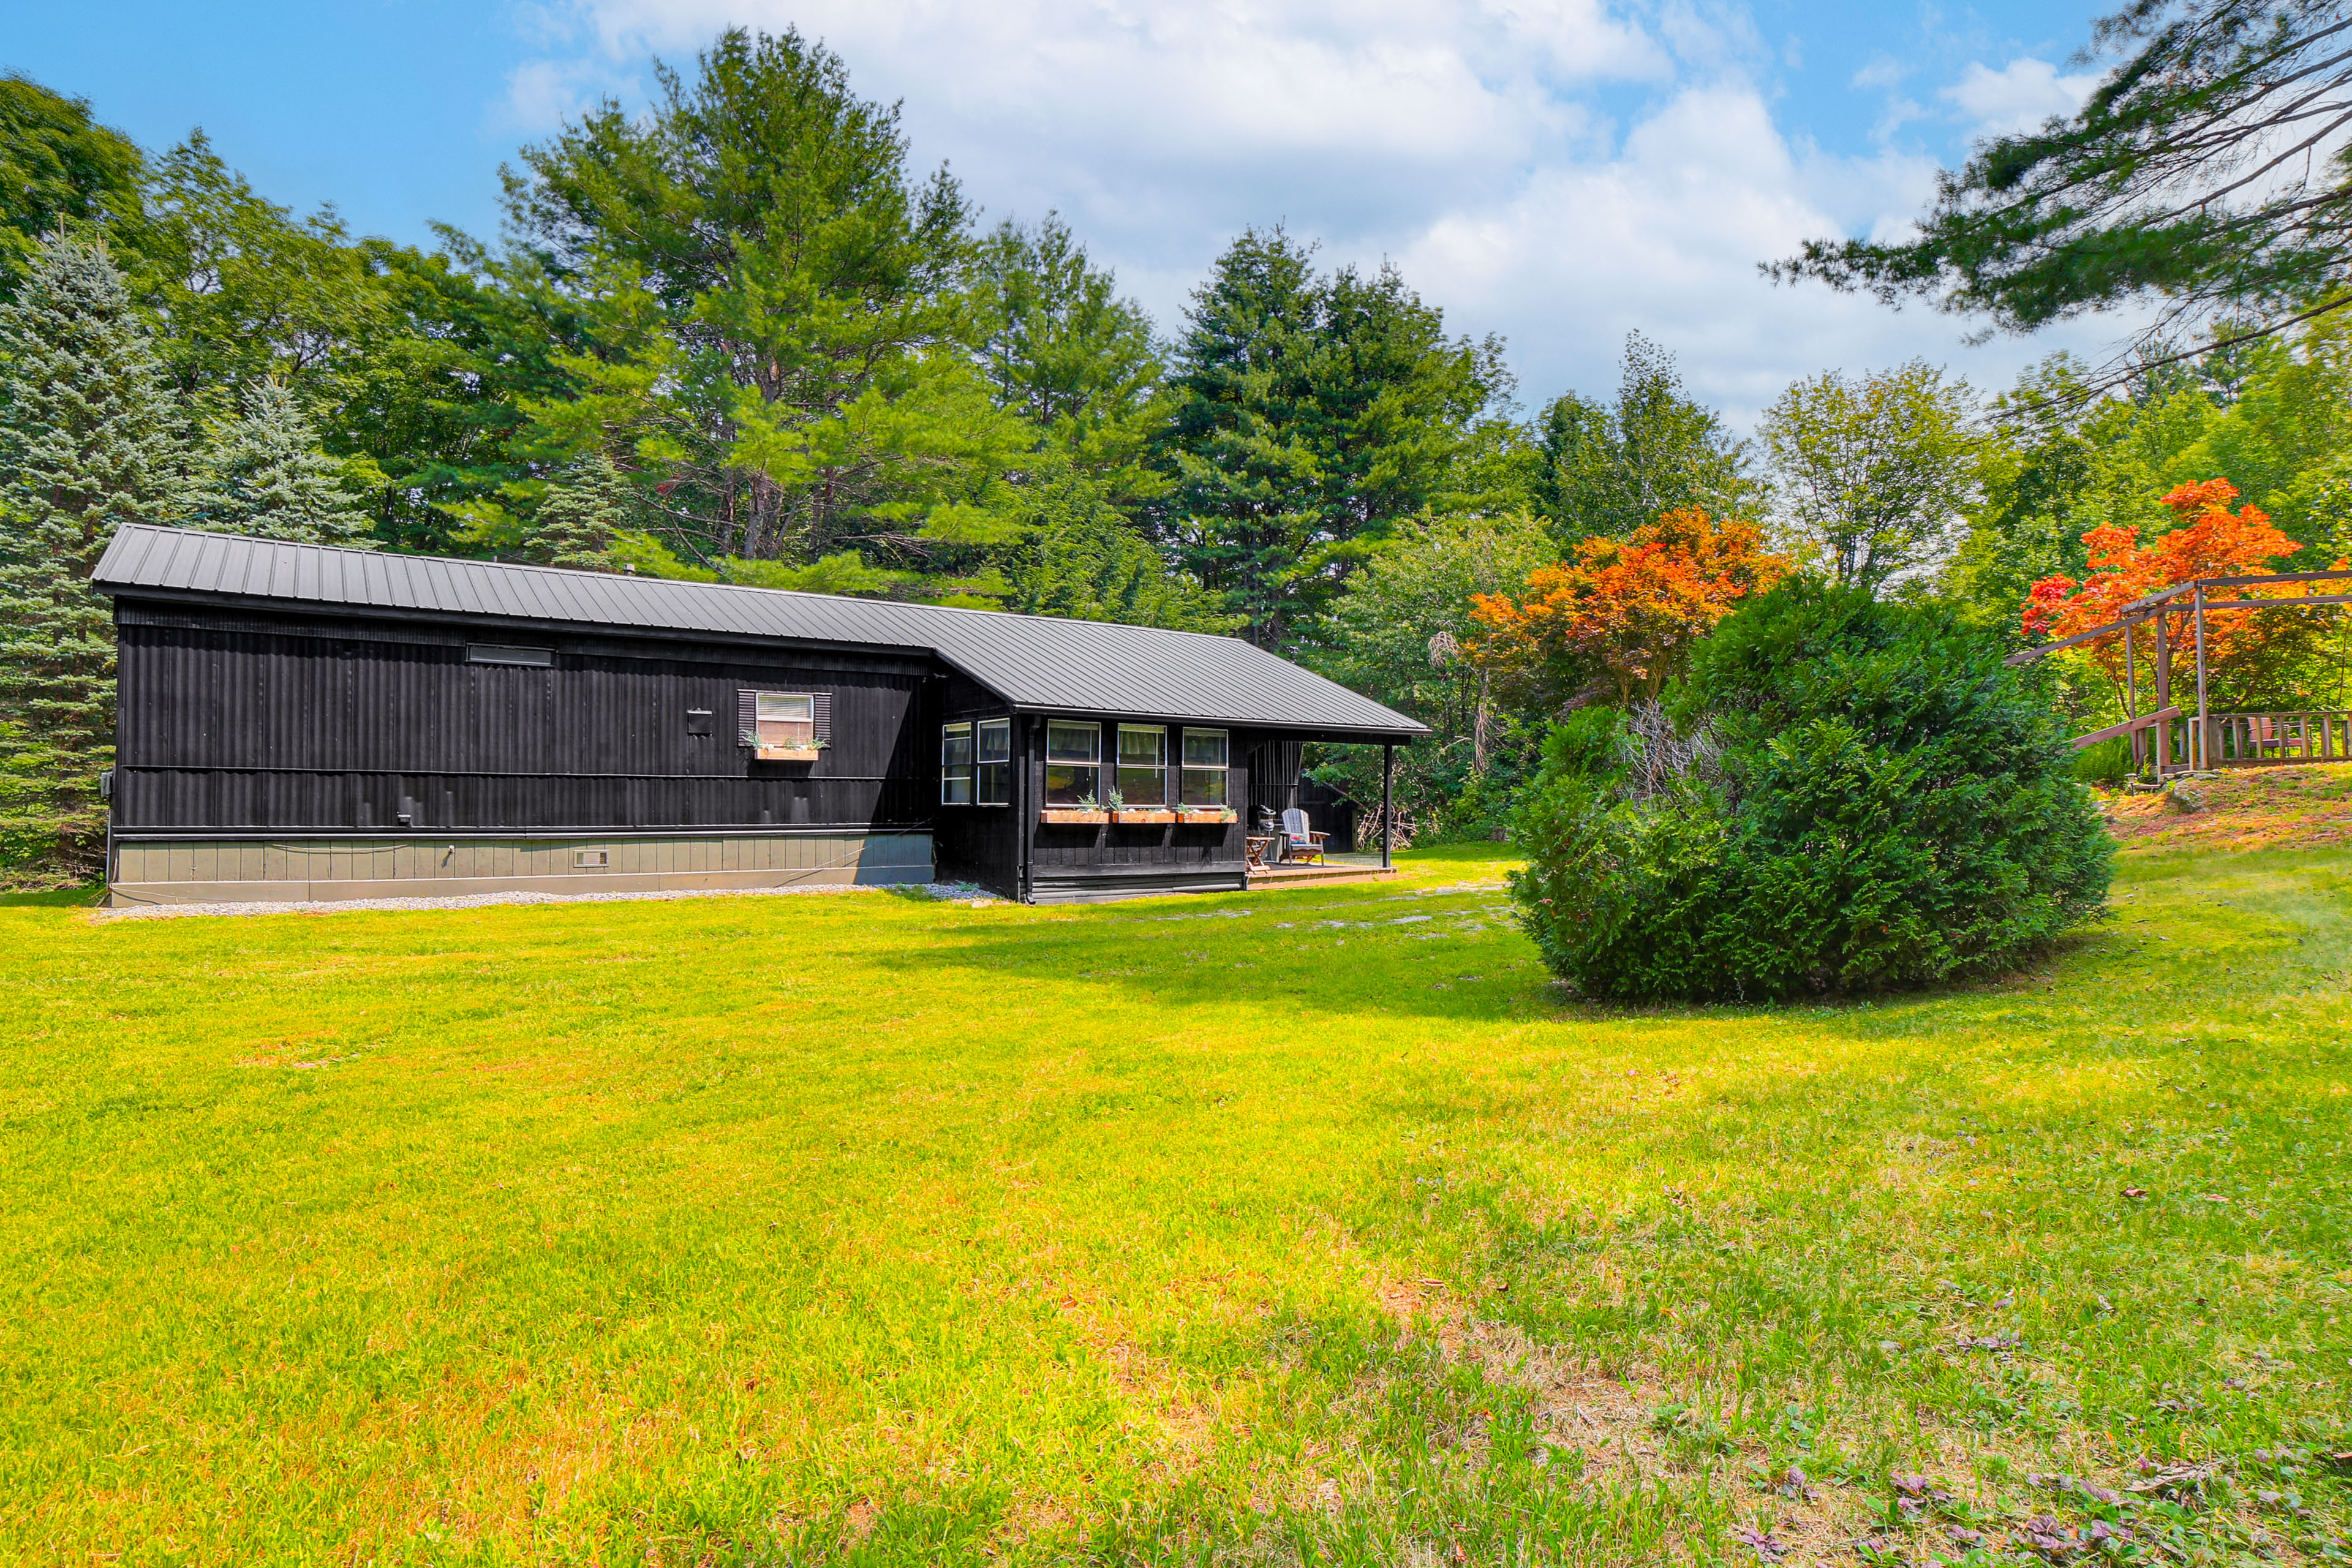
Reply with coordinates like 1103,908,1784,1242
1117,725,1167,806
753,692,815,748
1044,720,1101,806
941,722,974,804
977,718,1012,807
468,644,552,667
1181,727,1229,806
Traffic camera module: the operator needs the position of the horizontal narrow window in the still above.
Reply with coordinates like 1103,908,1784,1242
1181,727,1228,807
1045,720,1101,807
976,717,1011,807
467,644,552,667
941,722,974,805
1117,724,1167,807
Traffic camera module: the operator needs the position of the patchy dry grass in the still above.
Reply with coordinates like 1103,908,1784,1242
0,842,2346,1564
2105,760,2352,853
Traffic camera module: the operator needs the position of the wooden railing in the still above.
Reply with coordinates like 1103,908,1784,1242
2190,710,2352,767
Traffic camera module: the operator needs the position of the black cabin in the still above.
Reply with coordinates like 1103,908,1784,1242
91,525,1427,907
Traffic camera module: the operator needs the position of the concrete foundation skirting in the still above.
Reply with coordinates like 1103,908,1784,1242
108,831,933,907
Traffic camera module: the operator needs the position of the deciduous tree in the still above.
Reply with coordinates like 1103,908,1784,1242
1760,361,1980,592
2022,477,2321,707
0,74,143,296
1469,509,1789,710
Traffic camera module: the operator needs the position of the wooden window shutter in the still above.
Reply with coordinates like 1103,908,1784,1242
812,692,832,741
737,688,758,744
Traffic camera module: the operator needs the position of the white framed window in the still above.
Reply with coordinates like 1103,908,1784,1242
976,718,1012,806
1117,725,1167,806
1044,720,1101,805
1181,727,1229,807
941,722,974,805
755,692,815,748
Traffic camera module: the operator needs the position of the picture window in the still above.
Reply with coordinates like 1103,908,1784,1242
1116,725,1167,806
1180,728,1229,807
1044,720,1102,805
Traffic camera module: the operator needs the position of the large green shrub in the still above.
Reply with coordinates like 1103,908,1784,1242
1507,581,2113,1001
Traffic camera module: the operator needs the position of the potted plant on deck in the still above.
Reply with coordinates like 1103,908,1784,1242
1040,792,1109,826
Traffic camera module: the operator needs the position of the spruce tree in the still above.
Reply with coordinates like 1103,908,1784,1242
0,231,189,883
198,379,373,545
520,454,628,569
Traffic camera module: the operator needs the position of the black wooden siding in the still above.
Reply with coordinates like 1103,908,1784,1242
114,608,935,832
927,672,1020,895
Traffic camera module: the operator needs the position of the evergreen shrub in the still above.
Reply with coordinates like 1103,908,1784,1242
1507,581,2114,1001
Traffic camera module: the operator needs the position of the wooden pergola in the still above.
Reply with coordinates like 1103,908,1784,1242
2007,568,2352,775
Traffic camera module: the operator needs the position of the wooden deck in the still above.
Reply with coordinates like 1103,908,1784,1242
1245,858,1397,891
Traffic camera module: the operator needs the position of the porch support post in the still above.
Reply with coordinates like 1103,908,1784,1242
1379,744,1393,870
2193,582,2210,771
2124,622,2139,772
2153,610,2171,775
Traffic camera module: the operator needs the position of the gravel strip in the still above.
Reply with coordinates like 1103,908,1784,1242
92,880,1004,921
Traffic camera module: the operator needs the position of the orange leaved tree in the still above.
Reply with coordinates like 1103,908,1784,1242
1469,508,1790,710
2021,479,2323,710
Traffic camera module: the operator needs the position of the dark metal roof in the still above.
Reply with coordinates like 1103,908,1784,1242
94,524,1428,740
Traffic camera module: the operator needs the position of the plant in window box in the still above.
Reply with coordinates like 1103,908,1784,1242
745,729,826,763
1111,796,1177,824
1176,804,1236,824
1040,791,1108,826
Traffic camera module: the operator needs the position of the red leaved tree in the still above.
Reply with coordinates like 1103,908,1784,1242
2022,479,2328,710
1469,509,1789,710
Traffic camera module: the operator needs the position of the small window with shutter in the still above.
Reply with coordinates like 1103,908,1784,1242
737,689,830,757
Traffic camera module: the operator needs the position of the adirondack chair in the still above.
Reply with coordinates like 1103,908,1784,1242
1279,807,1328,865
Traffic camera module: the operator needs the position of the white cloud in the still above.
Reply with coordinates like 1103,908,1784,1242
1943,58,2100,138
507,2,2130,423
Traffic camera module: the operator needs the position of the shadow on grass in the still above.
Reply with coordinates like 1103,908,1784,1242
885,841,2352,1039
0,884,105,908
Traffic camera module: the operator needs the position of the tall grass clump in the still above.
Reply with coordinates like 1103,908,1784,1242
1508,581,2114,1001
2073,734,2132,787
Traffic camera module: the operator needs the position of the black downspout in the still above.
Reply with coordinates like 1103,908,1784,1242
1380,743,1393,869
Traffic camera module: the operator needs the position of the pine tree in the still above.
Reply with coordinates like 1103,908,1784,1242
520,454,628,570
0,231,189,883
1005,459,1231,632
198,379,372,545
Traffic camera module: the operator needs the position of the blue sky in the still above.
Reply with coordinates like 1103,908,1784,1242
4,0,2118,424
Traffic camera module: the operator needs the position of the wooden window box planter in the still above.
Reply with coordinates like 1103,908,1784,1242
752,745,823,763
1039,808,1109,825
1176,808,1235,824
1110,809,1177,824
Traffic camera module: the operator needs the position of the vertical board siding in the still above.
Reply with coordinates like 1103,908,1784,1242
116,620,930,831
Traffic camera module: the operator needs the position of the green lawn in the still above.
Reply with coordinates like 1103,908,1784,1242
1,845,2346,1565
